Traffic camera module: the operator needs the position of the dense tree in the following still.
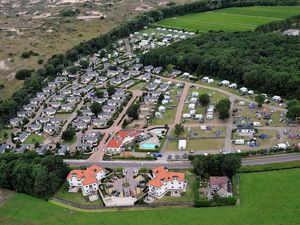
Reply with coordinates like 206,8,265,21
255,94,265,108
15,69,32,80
216,99,231,120
62,126,76,140
79,60,89,69
0,152,68,199
127,102,140,120
199,94,210,106
67,66,80,75
107,85,116,96
141,31,300,100
95,89,104,98
287,99,300,109
90,102,102,116
192,154,241,178
286,105,300,121
174,123,184,136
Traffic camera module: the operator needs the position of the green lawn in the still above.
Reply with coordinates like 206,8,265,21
156,6,300,32
54,183,103,206
128,81,146,90
62,137,77,145
165,138,225,151
151,88,181,126
154,172,196,203
23,134,45,144
2,169,300,225
0,129,13,143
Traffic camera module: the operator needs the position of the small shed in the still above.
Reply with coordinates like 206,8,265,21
178,140,187,150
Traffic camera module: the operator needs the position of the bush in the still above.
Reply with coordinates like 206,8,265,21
15,69,33,80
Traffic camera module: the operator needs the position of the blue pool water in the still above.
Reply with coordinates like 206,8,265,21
140,143,157,150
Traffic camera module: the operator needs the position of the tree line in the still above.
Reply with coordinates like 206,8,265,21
0,0,298,127
141,31,300,101
0,152,69,199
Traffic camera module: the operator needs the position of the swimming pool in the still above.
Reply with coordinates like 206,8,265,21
140,143,158,150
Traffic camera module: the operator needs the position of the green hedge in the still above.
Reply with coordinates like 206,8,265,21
112,155,157,160
239,160,300,173
195,197,237,207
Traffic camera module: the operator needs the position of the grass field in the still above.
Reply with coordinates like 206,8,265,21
2,169,300,225
23,134,44,145
156,6,300,32
54,183,103,207
151,88,180,126
165,138,225,151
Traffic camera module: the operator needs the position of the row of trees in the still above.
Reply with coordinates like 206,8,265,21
0,152,69,199
141,31,300,101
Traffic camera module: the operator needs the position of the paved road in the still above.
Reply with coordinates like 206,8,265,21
157,75,287,112
174,83,190,125
65,153,300,168
87,90,143,162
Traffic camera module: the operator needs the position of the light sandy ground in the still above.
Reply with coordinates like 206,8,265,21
158,1,168,6
0,60,10,71
135,4,153,11
6,72,16,81
32,12,52,19
77,11,106,20
57,0,98,3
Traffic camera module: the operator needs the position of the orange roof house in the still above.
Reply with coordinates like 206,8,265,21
67,165,105,185
106,129,142,152
148,166,185,188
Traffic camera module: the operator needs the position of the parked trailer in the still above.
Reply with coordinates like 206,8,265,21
235,139,245,145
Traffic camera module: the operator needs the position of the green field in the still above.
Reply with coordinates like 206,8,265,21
2,168,300,225
156,6,300,32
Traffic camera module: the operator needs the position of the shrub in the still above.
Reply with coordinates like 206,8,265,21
15,69,33,80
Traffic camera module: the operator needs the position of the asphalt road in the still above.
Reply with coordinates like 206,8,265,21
65,153,300,168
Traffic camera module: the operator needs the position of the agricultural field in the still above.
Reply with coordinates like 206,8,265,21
2,168,300,225
156,6,300,32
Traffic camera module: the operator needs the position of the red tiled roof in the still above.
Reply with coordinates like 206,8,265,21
106,129,141,149
209,176,229,188
67,165,104,186
148,167,185,188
